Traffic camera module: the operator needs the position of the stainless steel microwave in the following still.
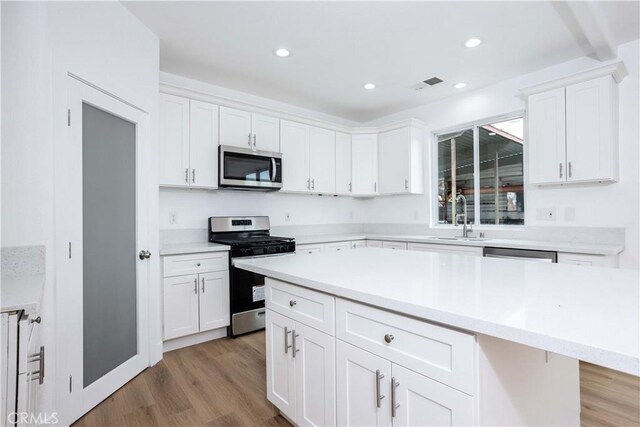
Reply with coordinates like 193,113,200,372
219,145,283,191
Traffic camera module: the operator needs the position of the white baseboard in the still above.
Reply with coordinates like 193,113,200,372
163,327,227,353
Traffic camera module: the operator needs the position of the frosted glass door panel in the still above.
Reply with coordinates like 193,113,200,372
82,103,137,387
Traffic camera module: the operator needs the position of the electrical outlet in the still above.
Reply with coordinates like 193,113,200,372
285,212,291,222
169,212,178,225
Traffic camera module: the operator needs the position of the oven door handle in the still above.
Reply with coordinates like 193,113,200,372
231,252,295,265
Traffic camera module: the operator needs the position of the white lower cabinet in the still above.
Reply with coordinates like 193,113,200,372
382,241,407,250
162,252,230,341
266,309,336,426
407,242,483,256
336,340,392,427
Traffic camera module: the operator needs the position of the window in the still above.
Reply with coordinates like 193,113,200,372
435,116,525,226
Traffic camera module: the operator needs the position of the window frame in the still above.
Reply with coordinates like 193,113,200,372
430,110,527,229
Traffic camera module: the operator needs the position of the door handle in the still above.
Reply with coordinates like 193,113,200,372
138,250,151,260
391,377,400,417
284,326,292,354
375,369,385,408
201,277,205,293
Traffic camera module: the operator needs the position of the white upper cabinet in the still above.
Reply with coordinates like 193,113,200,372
160,94,218,189
252,113,280,153
220,106,280,152
309,126,336,194
219,106,252,149
566,76,617,183
378,125,424,195
335,132,352,195
159,94,190,187
280,120,310,192
189,100,219,189
523,63,624,185
527,88,566,185
351,134,378,196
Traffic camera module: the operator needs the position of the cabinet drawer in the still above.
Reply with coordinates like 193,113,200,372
336,299,475,394
407,242,482,256
297,244,323,255
266,278,335,334
382,241,407,250
558,253,618,268
163,252,229,277
366,240,383,248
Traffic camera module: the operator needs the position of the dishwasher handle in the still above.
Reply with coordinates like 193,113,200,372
483,247,557,263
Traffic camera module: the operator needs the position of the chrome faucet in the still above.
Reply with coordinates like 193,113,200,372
455,194,473,238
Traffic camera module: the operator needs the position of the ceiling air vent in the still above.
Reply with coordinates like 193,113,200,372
413,77,443,91
423,77,443,86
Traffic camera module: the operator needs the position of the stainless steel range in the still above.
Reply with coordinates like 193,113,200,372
208,216,295,336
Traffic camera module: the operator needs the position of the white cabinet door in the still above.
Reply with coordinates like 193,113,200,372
566,76,616,182
309,127,336,194
527,88,566,185
392,364,474,427
198,271,230,332
352,134,378,196
295,322,336,427
163,274,199,340
189,100,219,189
266,310,297,421
335,132,352,195
219,106,252,149
336,340,392,427
378,127,410,195
252,113,280,153
159,93,190,187
281,120,310,192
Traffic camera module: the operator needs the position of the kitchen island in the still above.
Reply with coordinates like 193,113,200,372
235,248,639,426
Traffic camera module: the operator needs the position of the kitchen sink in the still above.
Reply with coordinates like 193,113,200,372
427,236,489,242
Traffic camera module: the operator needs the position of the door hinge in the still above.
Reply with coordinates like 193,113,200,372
67,109,71,127
69,375,72,393
68,242,72,259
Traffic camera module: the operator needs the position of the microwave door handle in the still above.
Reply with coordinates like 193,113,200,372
271,158,277,182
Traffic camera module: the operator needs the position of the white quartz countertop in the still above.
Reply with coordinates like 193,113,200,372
1,274,45,314
160,242,230,256
294,233,624,255
235,248,639,375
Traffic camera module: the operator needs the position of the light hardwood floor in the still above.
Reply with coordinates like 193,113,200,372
74,332,639,427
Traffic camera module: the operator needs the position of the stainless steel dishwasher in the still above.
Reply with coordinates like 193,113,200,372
483,247,557,263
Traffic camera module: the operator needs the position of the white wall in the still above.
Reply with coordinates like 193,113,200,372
1,1,159,421
363,39,640,269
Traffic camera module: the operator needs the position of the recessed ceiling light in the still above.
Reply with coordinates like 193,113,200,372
273,48,290,57
363,83,376,90
453,82,467,89
465,37,482,48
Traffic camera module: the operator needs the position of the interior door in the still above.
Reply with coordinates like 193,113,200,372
59,77,150,424
336,340,392,427
309,127,336,194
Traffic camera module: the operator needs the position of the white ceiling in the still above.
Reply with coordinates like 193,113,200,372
124,1,639,123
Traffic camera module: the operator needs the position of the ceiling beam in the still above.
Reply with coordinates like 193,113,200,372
553,1,617,61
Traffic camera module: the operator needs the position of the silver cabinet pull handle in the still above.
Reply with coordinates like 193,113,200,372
307,178,310,190
405,179,408,190
253,134,257,149
284,326,292,354
192,169,196,183
559,163,563,178
568,161,572,178
194,277,198,294
311,179,315,190
374,182,377,193
201,277,205,293
349,182,352,192
185,168,189,183
248,133,252,147
289,300,297,307
292,330,300,357
376,369,385,408
384,334,394,344
391,377,400,417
